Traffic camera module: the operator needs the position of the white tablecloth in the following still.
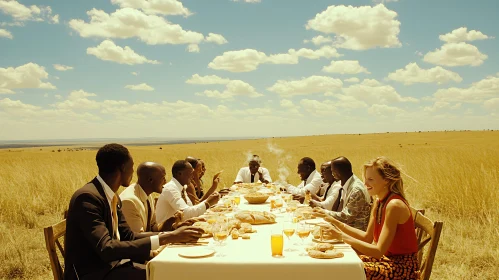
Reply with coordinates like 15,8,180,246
147,197,366,280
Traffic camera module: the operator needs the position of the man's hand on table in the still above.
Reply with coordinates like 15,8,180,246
309,200,321,208
158,226,204,245
205,192,220,207
173,217,206,229
312,207,327,218
292,194,305,204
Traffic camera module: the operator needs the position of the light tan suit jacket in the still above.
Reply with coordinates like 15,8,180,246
120,183,157,233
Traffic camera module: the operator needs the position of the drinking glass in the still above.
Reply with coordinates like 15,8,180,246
270,229,284,257
296,223,311,256
282,222,296,252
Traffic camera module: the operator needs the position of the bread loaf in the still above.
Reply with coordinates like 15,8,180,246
235,211,276,225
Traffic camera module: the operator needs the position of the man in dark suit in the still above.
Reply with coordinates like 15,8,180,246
64,143,203,280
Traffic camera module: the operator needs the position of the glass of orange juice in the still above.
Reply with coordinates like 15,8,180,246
271,229,284,257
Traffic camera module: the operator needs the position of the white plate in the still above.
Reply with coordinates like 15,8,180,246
178,248,216,259
304,218,325,225
312,238,343,244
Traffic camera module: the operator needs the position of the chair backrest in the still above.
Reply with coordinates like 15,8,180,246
410,207,443,280
411,208,426,262
44,219,66,280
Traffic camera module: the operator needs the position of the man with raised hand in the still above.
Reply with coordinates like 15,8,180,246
156,159,220,225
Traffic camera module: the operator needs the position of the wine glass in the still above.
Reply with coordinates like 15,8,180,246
296,223,311,256
282,222,296,252
212,222,229,257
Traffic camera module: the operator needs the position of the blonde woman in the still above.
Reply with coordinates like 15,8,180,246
322,157,419,279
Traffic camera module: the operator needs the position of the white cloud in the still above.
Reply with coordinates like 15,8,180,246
0,0,54,22
69,8,206,45
324,93,368,109
303,35,333,45
110,0,191,16
387,62,462,85
322,60,370,74
344,77,360,83
55,94,62,99
0,63,56,94
186,74,231,85
423,101,462,113
51,14,59,24
0,28,13,39
300,99,339,116
208,49,267,72
342,79,418,104
53,90,100,110
53,64,74,71
205,33,228,45
131,72,139,76
423,42,487,67
368,104,405,117
280,99,301,114
208,46,341,72
433,73,499,103
440,27,491,43
268,76,343,97
125,83,155,91
87,40,160,65
306,4,401,50
415,51,423,57
187,44,200,53
484,98,499,111
196,80,263,99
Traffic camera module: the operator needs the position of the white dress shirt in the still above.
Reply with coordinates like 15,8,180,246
286,170,323,196
155,178,207,225
234,167,272,183
96,176,159,252
317,181,342,210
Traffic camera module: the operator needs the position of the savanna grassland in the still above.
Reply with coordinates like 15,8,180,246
0,131,498,279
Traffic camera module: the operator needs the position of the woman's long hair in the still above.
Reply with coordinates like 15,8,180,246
363,156,408,203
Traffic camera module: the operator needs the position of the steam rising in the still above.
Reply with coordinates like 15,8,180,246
267,142,291,184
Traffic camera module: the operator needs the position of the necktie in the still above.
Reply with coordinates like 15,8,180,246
332,187,343,212
324,183,333,199
251,174,255,183
111,194,120,240
146,199,152,232
180,187,188,204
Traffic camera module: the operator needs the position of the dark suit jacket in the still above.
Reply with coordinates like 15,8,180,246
64,177,154,280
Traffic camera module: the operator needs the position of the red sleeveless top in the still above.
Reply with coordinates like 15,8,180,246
373,194,418,256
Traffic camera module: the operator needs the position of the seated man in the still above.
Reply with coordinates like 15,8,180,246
309,161,341,210
156,160,220,225
234,155,272,184
64,144,203,280
285,157,323,197
120,162,200,233
313,156,371,231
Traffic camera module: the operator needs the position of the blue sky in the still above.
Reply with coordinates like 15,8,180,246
0,0,498,140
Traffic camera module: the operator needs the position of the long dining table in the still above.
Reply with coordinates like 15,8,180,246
147,194,367,280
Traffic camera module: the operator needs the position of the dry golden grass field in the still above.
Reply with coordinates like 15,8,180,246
0,131,498,279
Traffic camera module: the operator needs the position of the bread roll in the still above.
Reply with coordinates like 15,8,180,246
235,211,276,225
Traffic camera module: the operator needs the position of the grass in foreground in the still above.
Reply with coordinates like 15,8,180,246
0,131,498,279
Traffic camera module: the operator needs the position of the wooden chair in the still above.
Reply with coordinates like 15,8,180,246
410,207,443,280
44,218,66,280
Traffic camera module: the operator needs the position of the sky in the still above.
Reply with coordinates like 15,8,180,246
0,0,498,141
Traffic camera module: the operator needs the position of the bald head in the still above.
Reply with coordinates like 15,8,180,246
137,162,166,195
331,156,353,183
